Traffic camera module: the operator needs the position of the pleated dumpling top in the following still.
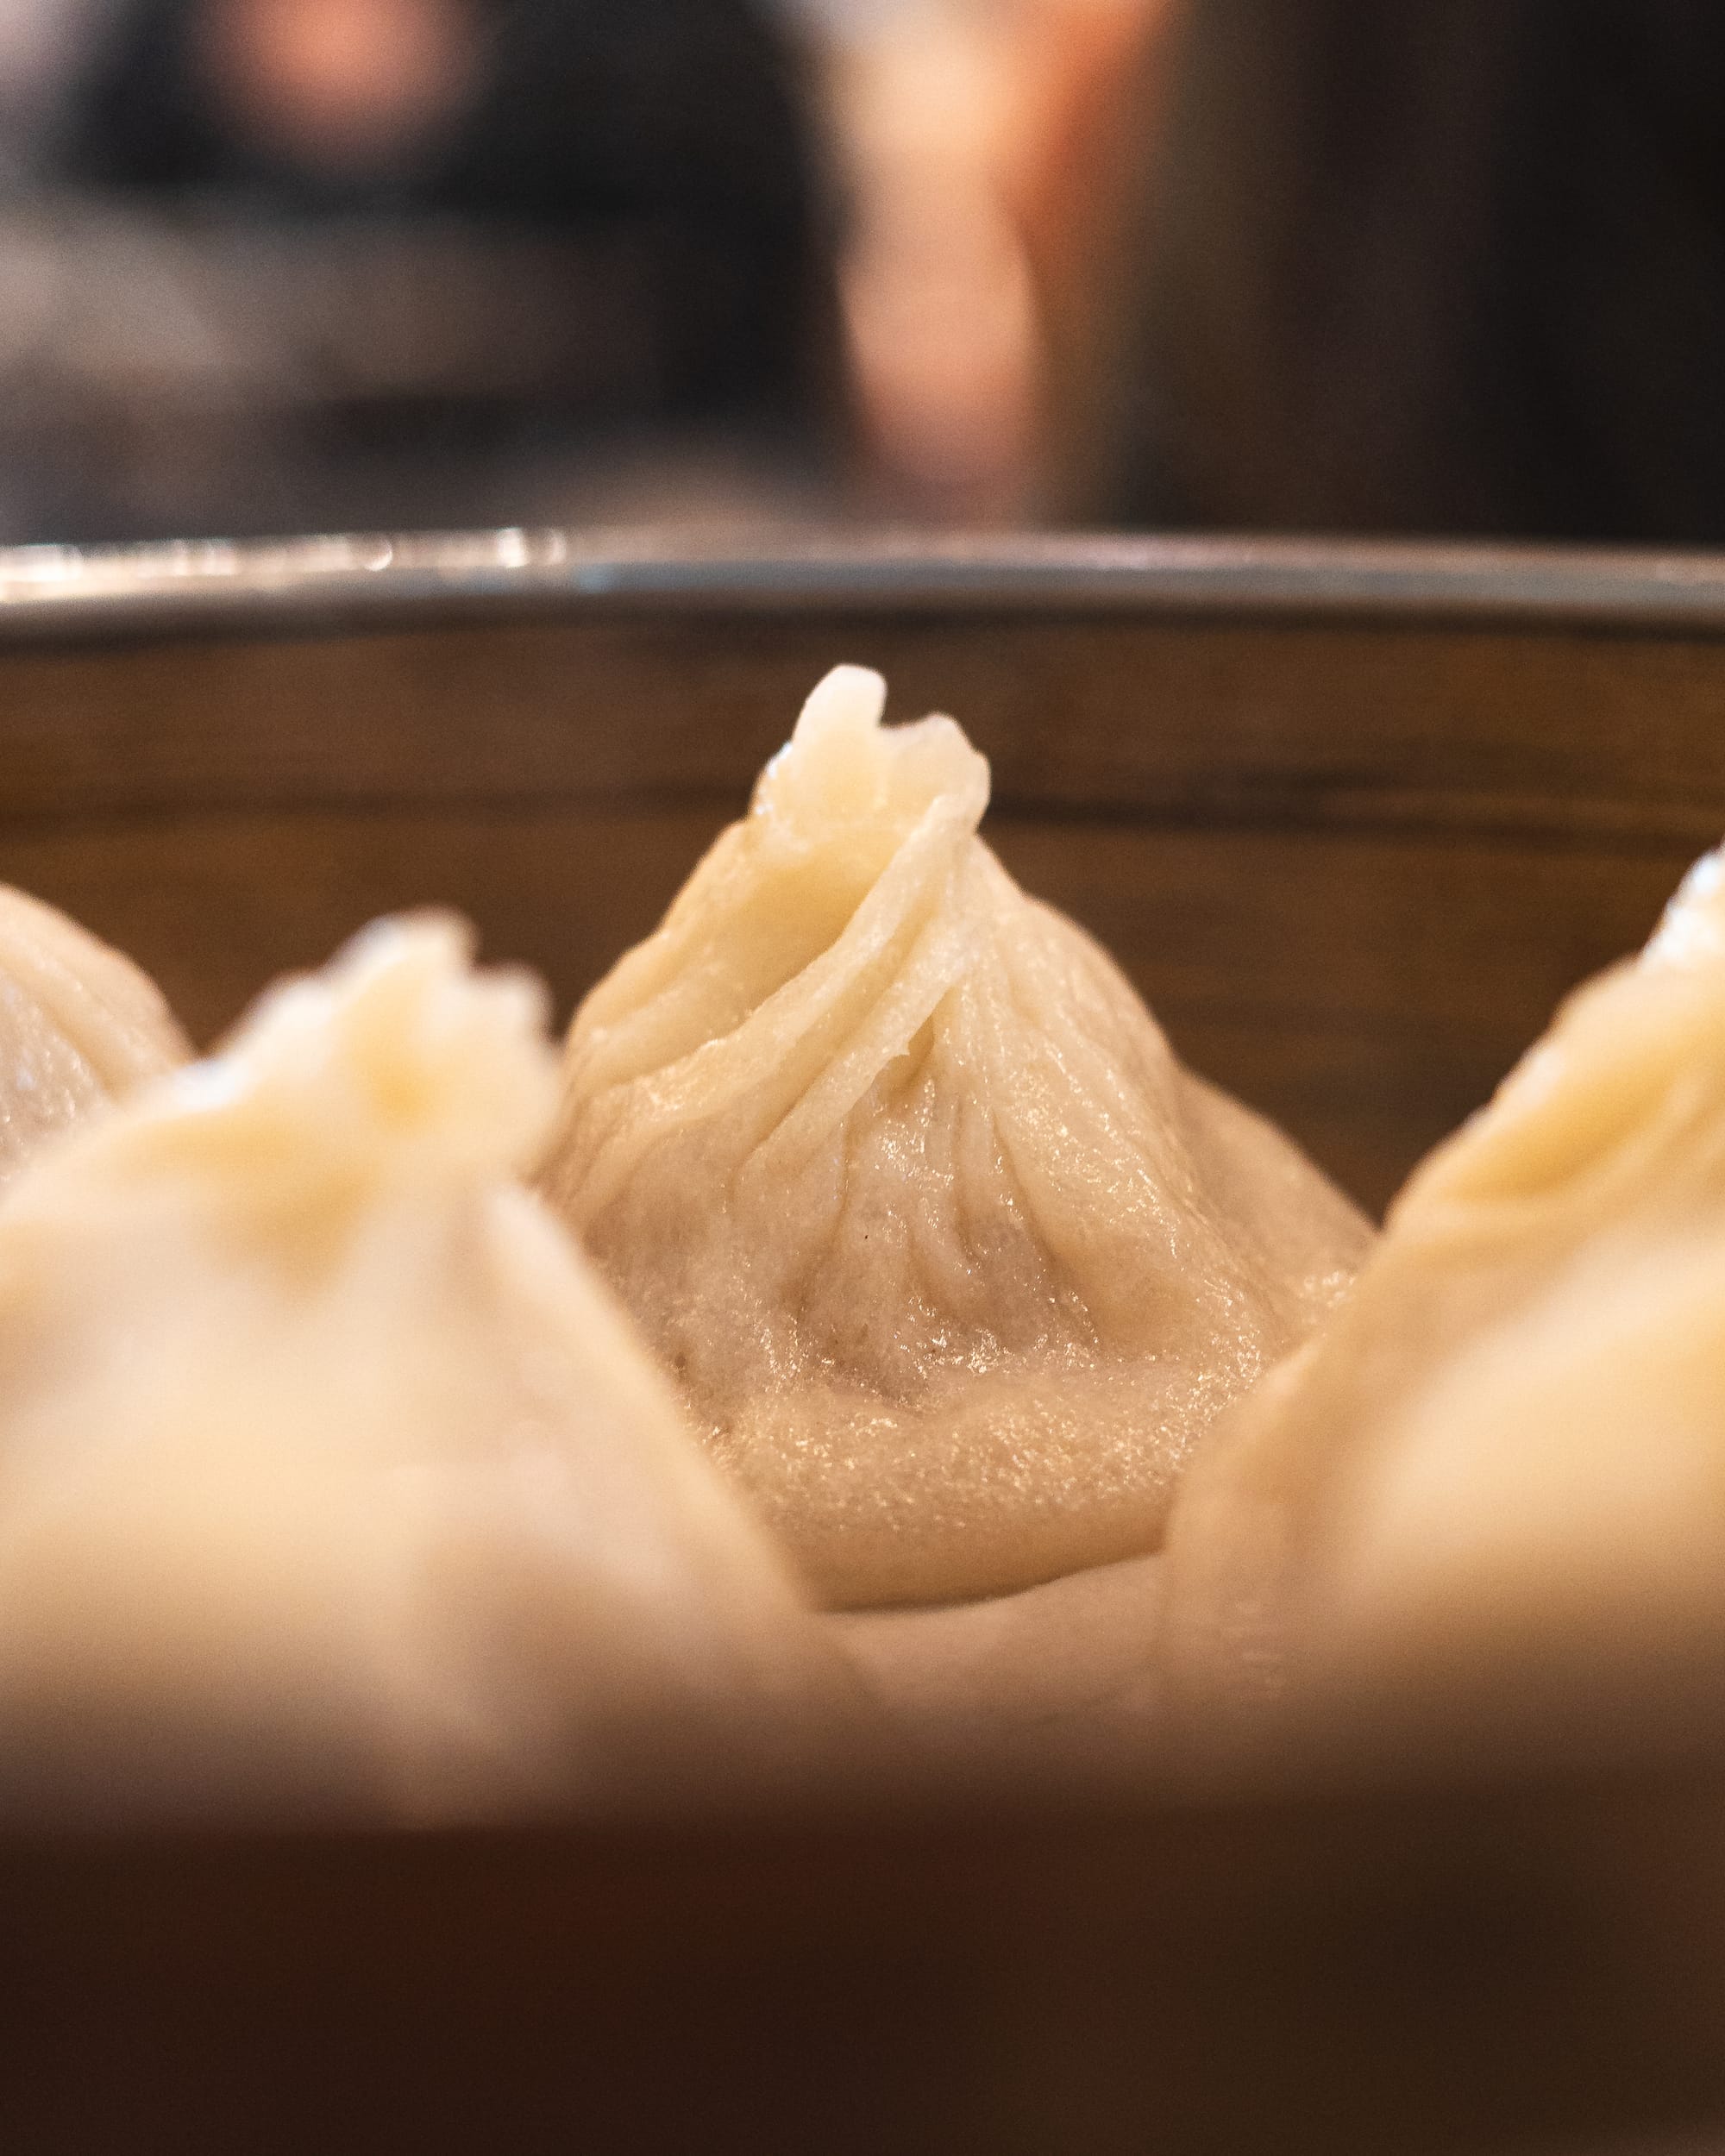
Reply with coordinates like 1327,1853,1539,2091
1163,842,1725,1745
543,667,1371,1609
0,915,853,1825
0,886,189,1181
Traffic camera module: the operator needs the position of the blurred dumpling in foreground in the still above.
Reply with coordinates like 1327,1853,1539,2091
541,667,1371,1609
0,886,189,1181
1163,843,1725,1753
0,916,852,1826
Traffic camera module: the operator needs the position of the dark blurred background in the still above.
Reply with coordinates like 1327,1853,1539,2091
2,0,1722,548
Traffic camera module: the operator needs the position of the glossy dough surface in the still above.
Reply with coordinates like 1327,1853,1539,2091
0,885,189,1181
1163,843,1725,1737
0,917,849,1825
543,667,1371,1608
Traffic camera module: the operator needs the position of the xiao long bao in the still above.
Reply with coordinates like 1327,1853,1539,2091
1161,843,1725,1751
0,916,856,1825
0,885,189,1181
541,667,1371,1608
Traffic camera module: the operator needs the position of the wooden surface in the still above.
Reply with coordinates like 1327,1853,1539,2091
6,1756,1725,2156
2,585,1718,1208
3,536,1725,2151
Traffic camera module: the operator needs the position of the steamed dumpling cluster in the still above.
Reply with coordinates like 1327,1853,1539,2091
1163,843,1725,1746
542,666,1371,1608
6,667,1715,1809
0,915,851,1824
0,885,188,1180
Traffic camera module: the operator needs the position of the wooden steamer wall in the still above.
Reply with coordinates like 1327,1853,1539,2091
2,536,1725,2154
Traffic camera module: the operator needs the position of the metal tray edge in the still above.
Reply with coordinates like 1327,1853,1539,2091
5,528,1725,642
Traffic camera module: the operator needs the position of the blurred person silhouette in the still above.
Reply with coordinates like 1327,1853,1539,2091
0,0,836,539
65,0,829,420
0,0,123,181
804,0,1174,524
1095,0,1725,544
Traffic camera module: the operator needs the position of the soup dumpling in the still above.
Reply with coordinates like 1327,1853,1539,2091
0,885,188,1181
0,915,853,1824
542,667,1371,1608
1163,843,1725,1745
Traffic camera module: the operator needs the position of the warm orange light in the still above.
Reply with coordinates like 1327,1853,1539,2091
198,0,481,172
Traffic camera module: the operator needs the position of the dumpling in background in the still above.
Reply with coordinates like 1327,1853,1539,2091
1163,843,1725,1752
542,667,1371,1609
0,885,188,1181
835,1545,1168,1775
0,916,854,1826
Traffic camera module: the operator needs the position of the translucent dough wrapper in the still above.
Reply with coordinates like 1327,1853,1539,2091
0,886,189,1181
835,1548,1167,1776
1163,843,1725,1748
0,916,853,1826
542,667,1371,1608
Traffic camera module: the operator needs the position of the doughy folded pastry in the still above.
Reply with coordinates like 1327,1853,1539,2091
1163,843,1725,1745
542,666,1371,1608
835,1546,1167,1776
0,885,188,1181
0,916,851,1825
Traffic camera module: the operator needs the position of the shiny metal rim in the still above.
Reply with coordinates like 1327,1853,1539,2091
4,527,1725,638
